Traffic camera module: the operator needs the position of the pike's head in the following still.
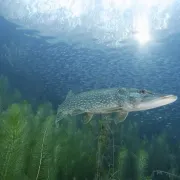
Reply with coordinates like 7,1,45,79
117,88,177,112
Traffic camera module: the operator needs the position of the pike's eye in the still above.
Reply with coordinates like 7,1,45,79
139,89,146,94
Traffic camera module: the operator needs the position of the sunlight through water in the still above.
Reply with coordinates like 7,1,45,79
0,0,177,48
133,15,151,44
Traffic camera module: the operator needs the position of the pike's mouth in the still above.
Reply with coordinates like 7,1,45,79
161,95,177,102
136,94,177,111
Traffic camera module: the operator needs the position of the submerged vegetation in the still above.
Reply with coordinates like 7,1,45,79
0,75,180,180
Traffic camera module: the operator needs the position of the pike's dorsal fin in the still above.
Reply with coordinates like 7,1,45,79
114,111,128,124
83,113,94,124
65,90,75,100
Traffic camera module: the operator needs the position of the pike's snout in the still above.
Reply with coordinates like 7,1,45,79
160,95,177,104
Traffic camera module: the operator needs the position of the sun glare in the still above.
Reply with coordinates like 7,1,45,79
134,16,151,45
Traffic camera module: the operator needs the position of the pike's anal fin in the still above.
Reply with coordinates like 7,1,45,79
83,113,94,124
113,111,128,124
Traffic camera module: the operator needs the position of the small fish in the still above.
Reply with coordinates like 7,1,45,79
56,88,177,124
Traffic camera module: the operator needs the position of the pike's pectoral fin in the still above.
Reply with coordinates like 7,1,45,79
113,111,128,124
83,113,94,124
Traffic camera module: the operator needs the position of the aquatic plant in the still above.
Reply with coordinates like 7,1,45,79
117,146,128,179
95,121,111,180
25,103,57,180
0,100,98,180
152,170,180,179
136,149,149,180
56,119,96,180
0,103,30,179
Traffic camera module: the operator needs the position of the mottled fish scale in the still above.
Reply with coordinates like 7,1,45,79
59,88,120,114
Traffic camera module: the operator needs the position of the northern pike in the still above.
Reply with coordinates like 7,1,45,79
56,88,177,124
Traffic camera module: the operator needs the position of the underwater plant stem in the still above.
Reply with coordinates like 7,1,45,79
3,142,13,179
152,170,180,179
36,127,48,180
96,145,101,180
108,123,115,175
110,170,122,178
112,135,114,175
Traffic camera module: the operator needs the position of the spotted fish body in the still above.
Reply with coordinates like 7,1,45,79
56,88,177,124
60,88,122,113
